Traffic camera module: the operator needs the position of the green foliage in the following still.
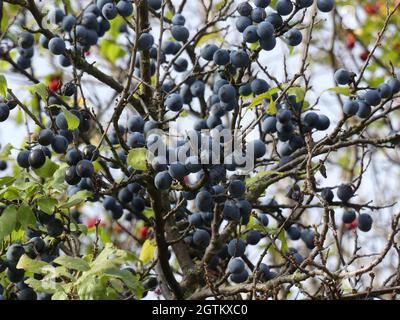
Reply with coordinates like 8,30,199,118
127,148,148,171
0,74,7,97
59,105,80,130
0,205,17,239
327,87,351,96
53,256,90,271
100,39,127,63
16,244,144,300
248,87,280,110
59,190,92,209
28,83,48,100
17,205,36,229
33,158,60,178
37,197,57,215
0,143,13,160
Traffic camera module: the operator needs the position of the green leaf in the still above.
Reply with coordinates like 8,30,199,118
109,278,125,293
14,108,23,124
266,99,277,115
33,158,60,178
179,110,189,117
46,163,68,190
14,180,36,191
143,208,153,218
89,244,128,272
278,230,288,253
165,11,173,20
214,0,227,10
1,186,21,201
327,87,351,96
59,105,80,130
108,16,125,39
287,87,306,102
127,148,148,171
0,74,7,97
100,39,127,63
24,278,58,294
77,275,118,300
250,41,260,51
139,239,157,264
70,223,88,235
0,176,15,187
93,160,102,172
37,197,57,215
196,32,224,48
104,267,144,297
51,291,69,300
53,266,75,280
0,205,17,239
11,229,25,242
252,223,266,233
248,87,280,109
16,254,49,273
17,205,36,229
59,190,92,209
0,143,14,160
28,83,48,100
53,256,90,272
98,225,111,244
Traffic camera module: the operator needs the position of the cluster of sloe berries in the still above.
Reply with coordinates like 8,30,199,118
335,68,400,118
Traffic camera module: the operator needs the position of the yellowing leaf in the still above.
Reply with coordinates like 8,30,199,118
165,11,173,20
215,0,227,10
180,110,189,117
127,148,148,171
17,254,49,274
139,239,157,264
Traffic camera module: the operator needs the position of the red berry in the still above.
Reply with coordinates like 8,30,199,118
139,226,149,239
346,33,356,50
345,217,358,230
364,1,381,15
364,3,380,15
86,217,99,228
360,50,369,61
49,77,63,92
114,223,123,233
